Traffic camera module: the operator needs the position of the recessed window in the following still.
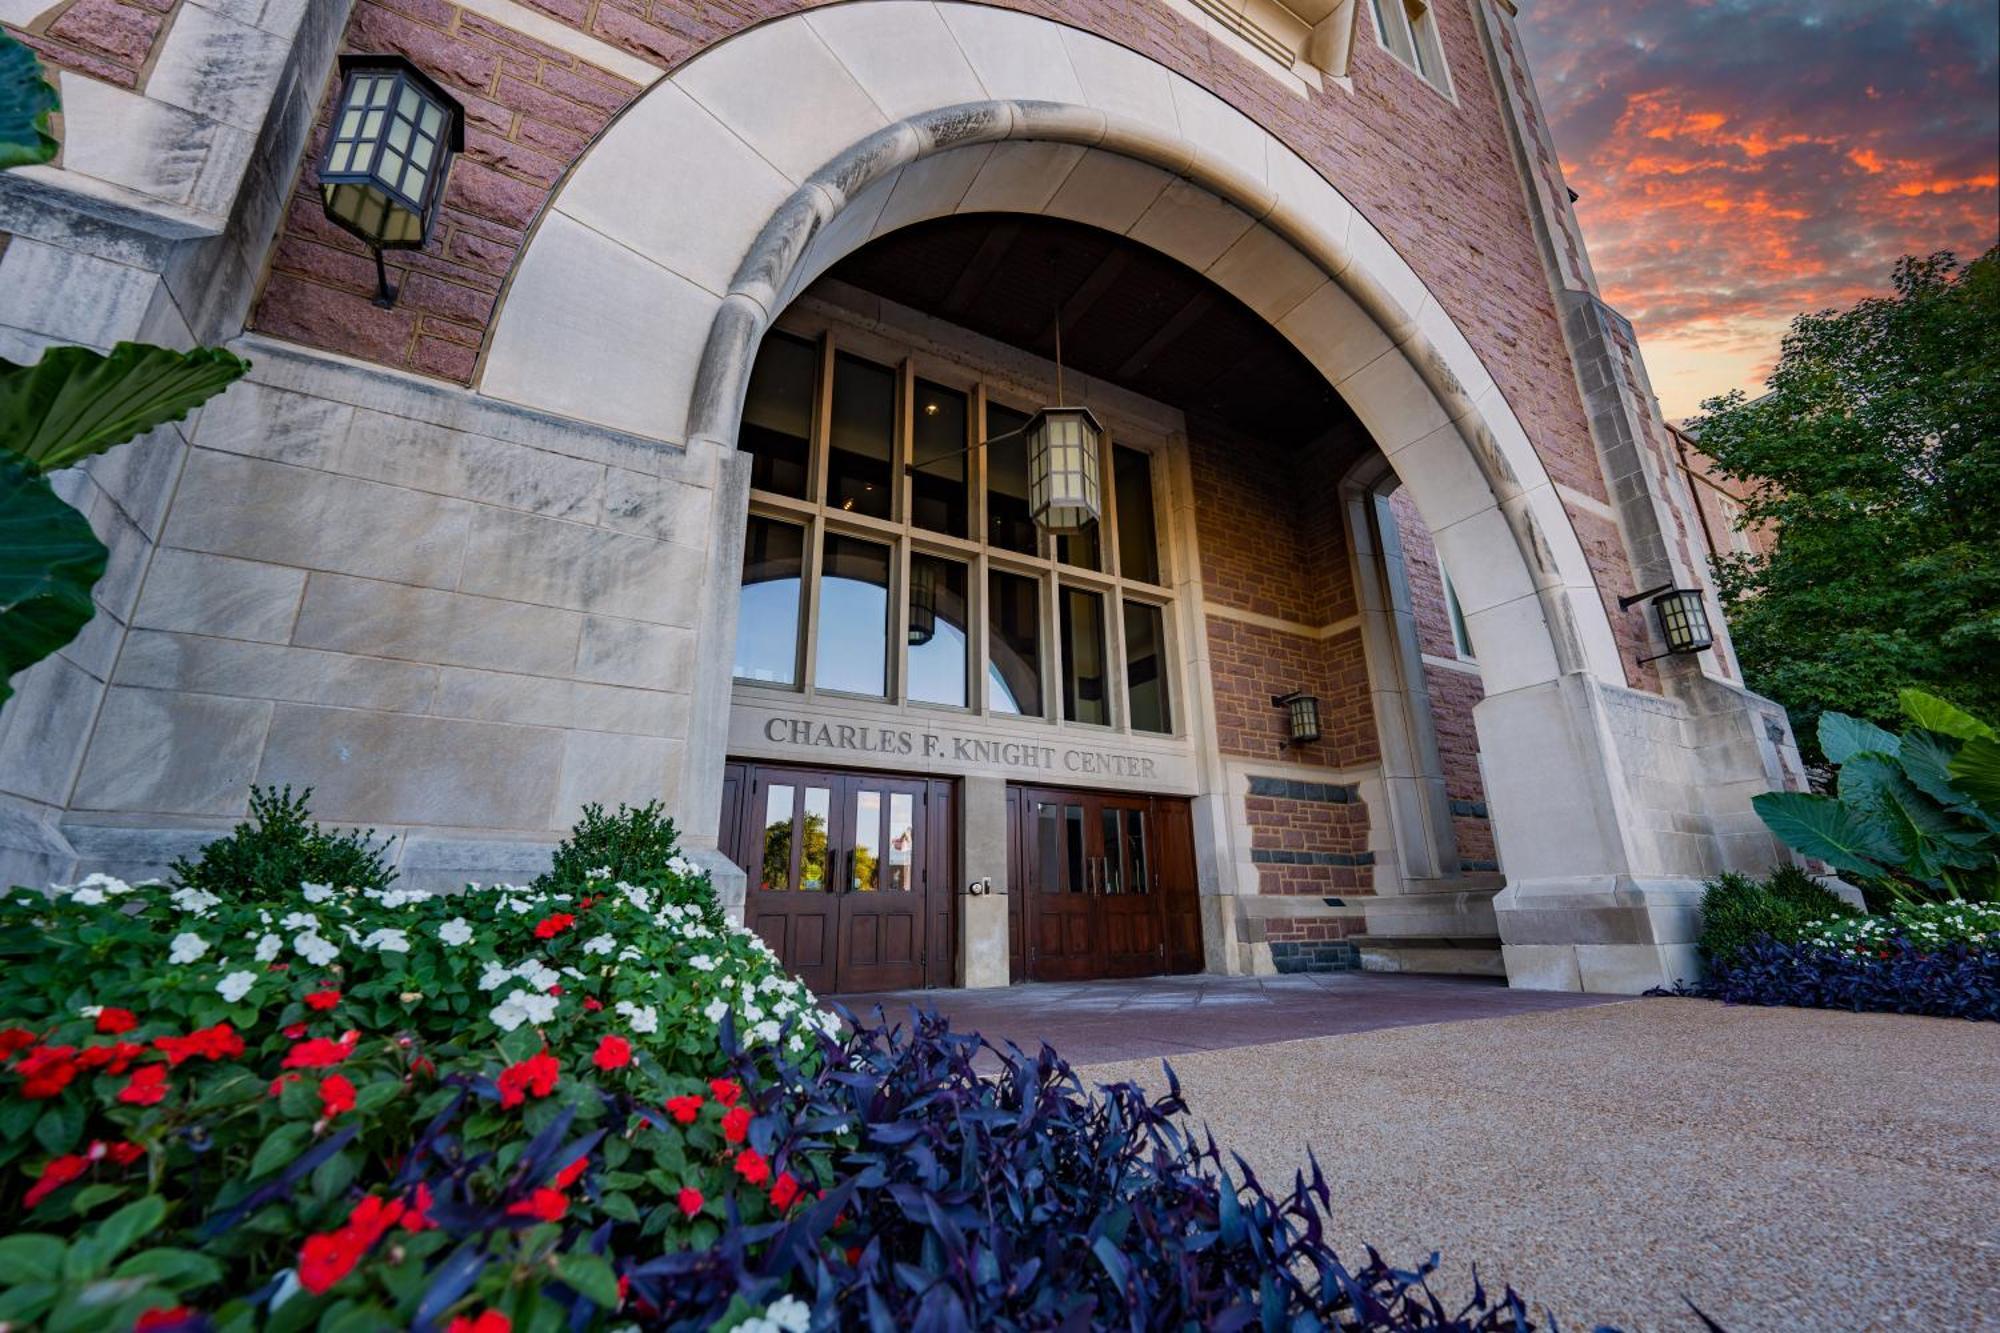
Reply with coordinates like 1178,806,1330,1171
986,403,1038,555
988,569,1043,717
908,553,969,708
1114,445,1160,584
740,331,815,499
1370,0,1450,95
911,380,969,538
816,534,892,696
1060,586,1109,725
1123,599,1172,733
734,516,805,685
827,352,896,519
1442,569,1474,661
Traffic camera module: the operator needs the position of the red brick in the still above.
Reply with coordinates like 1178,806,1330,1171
46,0,162,66
349,2,500,95
444,159,544,229
253,274,417,366
413,334,478,381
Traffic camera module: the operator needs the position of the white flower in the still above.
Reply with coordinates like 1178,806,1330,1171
69,886,107,906
687,954,715,972
78,1005,102,1019
301,883,334,903
168,932,209,965
751,1020,781,1044
704,998,730,1024
171,886,222,916
438,918,474,947
478,963,514,991
766,1295,810,1333
254,933,283,962
216,970,258,1003
490,989,560,1032
514,960,560,992
583,933,616,956
667,855,701,879
614,1000,659,1035
620,884,654,913
78,872,133,895
758,973,786,994
280,911,319,932
586,866,612,881
294,933,339,967
362,928,410,954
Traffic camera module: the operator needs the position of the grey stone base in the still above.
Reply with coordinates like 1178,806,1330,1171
1493,875,1709,993
1269,940,1361,973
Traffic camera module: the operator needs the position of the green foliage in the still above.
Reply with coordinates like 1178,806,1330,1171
1697,864,1857,965
0,28,58,170
1799,899,2000,954
535,800,722,923
0,343,251,474
1690,249,2000,765
1749,690,2000,904
0,455,105,708
169,785,395,898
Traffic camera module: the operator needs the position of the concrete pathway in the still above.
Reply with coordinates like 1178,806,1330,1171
838,971,1622,1065
1074,999,2000,1332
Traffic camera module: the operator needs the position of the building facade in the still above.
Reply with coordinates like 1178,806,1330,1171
0,0,1808,992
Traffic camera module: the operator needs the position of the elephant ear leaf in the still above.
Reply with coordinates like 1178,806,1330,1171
0,454,107,707
1899,689,1994,743
1819,711,1901,765
1948,738,2000,823
1900,729,2000,834
0,29,59,171
0,343,249,473
1751,792,1899,879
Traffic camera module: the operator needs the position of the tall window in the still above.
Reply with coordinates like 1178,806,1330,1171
1441,569,1474,662
732,318,1178,737
1370,0,1450,95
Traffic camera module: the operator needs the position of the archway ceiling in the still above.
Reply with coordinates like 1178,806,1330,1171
819,213,1364,452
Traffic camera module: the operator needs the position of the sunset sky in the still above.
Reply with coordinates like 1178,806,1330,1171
1516,0,1999,420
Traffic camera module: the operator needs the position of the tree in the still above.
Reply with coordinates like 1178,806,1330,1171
0,32,249,705
1691,248,2000,767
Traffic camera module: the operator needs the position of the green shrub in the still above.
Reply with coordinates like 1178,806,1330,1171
1698,864,1858,964
169,785,393,898
535,800,721,923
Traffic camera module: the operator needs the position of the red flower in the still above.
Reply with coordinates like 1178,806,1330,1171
318,1073,357,1118
664,1093,704,1124
721,1104,751,1144
15,1045,78,1098
496,1050,560,1109
305,988,341,1012
76,1041,144,1076
553,1155,590,1190
269,1072,303,1098
282,1031,359,1070
117,1065,169,1106
154,1022,243,1066
592,1035,632,1071
733,1148,770,1186
547,984,564,996
506,1187,568,1223
298,1232,356,1295
708,1077,742,1107
24,1153,88,1207
400,1182,437,1233
101,1140,145,1167
583,997,603,1012
134,1307,193,1330
532,912,576,939
0,1027,39,1057
95,1008,138,1035
769,1171,800,1210
676,1185,704,1217
447,1312,512,1333
282,1022,307,1039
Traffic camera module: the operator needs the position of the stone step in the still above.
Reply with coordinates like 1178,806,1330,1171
1349,934,1506,978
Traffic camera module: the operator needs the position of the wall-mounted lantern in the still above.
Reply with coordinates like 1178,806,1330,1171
317,55,465,309
1272,690,1321,747
1618,584,1715,663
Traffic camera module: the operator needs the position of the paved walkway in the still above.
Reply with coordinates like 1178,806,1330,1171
838,971,1622,1064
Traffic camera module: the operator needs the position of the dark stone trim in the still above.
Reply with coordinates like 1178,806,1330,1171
1269,941,1360,973
1459,858,1500,872
1250,849,1375,867
1449,799,1489,818
1246,776,1356,804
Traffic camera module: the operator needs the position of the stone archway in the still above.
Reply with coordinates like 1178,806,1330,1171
477,1,1755,991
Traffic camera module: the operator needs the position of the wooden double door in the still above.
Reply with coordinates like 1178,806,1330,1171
720,763,952,994
1007,786,1202,982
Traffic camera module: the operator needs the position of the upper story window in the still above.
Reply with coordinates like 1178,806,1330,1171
1369,0,1452,97
732,321,1177,737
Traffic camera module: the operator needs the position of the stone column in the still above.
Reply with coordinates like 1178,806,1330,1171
958,776,1010,986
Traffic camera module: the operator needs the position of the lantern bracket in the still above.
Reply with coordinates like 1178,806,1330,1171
1616,582,1676,611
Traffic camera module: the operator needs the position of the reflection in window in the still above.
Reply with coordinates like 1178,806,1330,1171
817,534,891,697
828,353,895,519
734,516,804,685
1065,804,1086,893
887,793,914,892
908,554,969,708
1123,600,1172,733
1124,808,1149,895
1057,521,1100,571
759,783,794,891
988,569,1042,716
1114,446,1159,583
1100,809,1122,894
799,786,829,891
912,381,968,538
1060,586,1108,725
739,331,814,499
852,789,880,891
1035,802,1061,894
986,403,1037,554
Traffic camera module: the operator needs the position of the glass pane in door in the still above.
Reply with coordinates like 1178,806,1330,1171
887,793,914,892
1100,808,1123,894
799,786,830,892
852,789,881,892
1035,801,1061,893
1065,804,1086,894
1124,808,1149,895
758,783,794,891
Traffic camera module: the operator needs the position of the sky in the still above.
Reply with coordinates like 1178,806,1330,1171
1515,0,2000,420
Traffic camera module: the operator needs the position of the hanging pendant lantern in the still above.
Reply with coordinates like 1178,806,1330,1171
317,55,465,307
908,557,937,646
1025,405,1103,536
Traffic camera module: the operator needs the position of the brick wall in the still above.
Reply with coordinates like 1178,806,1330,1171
1264,914,1364,972
4,0,174,90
